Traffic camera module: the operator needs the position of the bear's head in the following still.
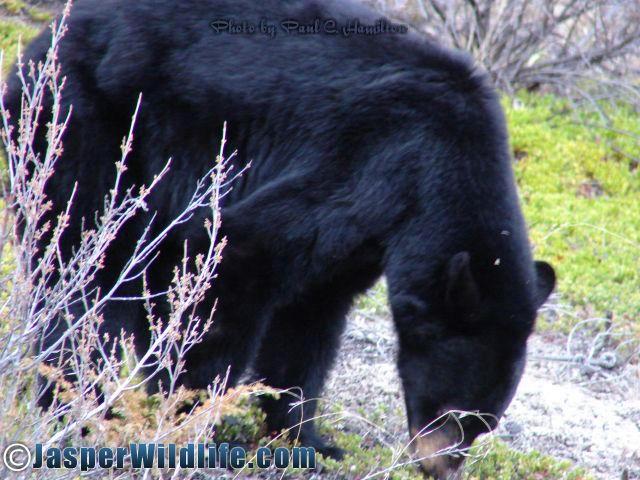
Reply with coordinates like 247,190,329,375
393,251,555,479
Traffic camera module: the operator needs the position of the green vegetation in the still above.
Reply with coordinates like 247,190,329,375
208,405,595,479
1,0,52,23
319,428,420,479
1,0,27,15
465,439,594,480
0,18,38,70
355,278,389,316
506,94,640,334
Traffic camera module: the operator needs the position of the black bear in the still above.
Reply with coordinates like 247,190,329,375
6,0,555,477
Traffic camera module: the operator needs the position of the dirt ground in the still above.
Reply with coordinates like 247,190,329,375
324,302,640,479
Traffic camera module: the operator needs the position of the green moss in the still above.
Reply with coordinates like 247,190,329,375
317,429,593,479
505,93,640,334
506,94,640,197
354,278,389,316
1,0,52,23
526,195,640,331
319,429,422,479
26,7,53,23
310,405,592,479
0,19,38,70
1,0,27,15
465,439,594,480
214,393,269,445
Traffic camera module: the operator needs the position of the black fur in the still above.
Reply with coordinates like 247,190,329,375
6,0,555,475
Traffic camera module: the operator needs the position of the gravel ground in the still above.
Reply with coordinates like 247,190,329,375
324,308,640,479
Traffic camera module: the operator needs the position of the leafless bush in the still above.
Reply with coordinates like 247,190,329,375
0,5,247,478
366,0,640,101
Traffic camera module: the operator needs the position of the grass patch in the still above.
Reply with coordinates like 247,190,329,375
25,7,52,23
0,18,38,69
465,439,594,480
506,93,640,334
0,0,52,23
311,403,593,479
318,427,593,479
355,278,389,317
0,0,27,15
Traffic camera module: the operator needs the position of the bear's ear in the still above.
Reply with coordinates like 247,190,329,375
533,261,556,308
445,251,481,316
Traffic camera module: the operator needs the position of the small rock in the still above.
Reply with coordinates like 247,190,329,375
503,420,523,435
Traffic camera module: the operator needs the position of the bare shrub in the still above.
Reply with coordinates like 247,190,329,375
0,5,248,478
366,0,640,100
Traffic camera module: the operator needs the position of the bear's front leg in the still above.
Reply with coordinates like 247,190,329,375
252,289,353,459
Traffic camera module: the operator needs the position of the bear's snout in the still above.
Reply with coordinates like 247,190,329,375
410,427,464,479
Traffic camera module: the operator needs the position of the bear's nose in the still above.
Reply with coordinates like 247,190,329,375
410,426,464,479
419,459,462,480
